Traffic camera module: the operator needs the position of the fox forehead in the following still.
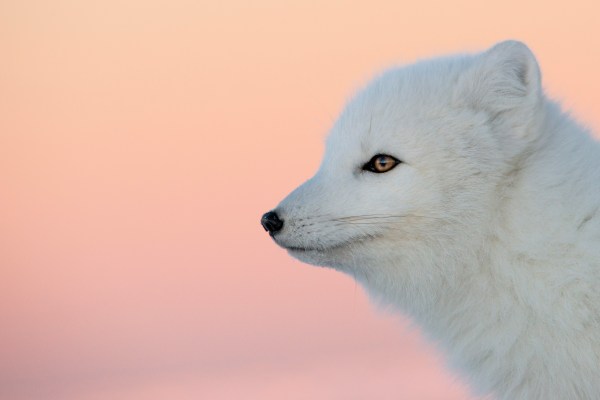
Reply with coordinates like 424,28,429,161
324,55,479,161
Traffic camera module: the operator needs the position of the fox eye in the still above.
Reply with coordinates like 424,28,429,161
362,154,400,173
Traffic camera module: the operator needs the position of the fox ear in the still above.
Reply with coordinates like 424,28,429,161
457,40,542,117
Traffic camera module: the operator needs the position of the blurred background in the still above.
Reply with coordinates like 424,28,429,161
1,1,599,399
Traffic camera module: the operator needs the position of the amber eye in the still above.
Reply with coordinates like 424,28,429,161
362,154,400,173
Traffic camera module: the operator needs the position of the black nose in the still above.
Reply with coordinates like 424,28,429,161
261,211,284,234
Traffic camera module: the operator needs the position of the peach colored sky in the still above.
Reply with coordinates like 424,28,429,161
1,1,599,399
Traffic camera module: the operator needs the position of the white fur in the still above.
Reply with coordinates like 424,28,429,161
266,41,600,399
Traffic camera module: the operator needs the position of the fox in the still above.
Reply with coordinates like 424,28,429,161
261,41,600,399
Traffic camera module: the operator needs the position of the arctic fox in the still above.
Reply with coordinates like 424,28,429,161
261,41,600,399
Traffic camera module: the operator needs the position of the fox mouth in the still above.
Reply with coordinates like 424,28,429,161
284,246,313,252
285,245,330,253
275,234,378,254
278,242,339,253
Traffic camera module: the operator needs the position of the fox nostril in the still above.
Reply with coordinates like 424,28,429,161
261,211,284,234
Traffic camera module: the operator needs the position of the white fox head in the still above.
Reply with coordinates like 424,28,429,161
261,41,600,400
261,40,544,312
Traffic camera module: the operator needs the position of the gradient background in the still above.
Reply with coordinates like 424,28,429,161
1,1,599,399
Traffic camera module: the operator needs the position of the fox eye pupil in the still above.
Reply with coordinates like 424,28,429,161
376,156,389,168
363,154,400,173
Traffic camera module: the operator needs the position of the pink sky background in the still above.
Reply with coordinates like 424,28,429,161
1,1,599,399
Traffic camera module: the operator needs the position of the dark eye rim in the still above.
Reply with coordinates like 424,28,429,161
362,154,401,173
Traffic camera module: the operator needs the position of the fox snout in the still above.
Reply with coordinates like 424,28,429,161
261,211,284,235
